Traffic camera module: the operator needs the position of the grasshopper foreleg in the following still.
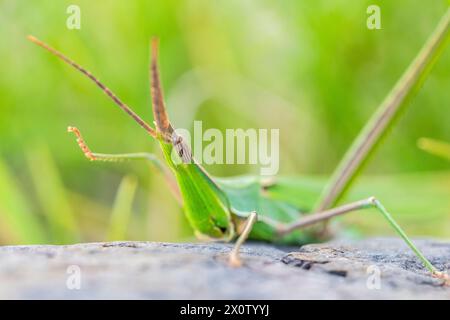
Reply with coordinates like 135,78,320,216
278,197,449,284
67,126,181,202
229,211,258,267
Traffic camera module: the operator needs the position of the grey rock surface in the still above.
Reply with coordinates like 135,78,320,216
0,237,449,299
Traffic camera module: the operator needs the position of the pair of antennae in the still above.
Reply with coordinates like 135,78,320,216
27,35,172,139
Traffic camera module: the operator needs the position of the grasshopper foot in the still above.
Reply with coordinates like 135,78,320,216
228,252,243,268
432,271,450,286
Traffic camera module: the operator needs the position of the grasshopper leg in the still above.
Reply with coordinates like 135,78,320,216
67,126,181,202
278,197,449,284
229,211,258,267
67,126,159,163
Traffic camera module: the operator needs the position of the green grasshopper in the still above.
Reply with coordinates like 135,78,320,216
28,8,450,283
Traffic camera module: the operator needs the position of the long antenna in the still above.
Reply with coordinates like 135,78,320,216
314,8,450,211
27,35,156,138
150,37,173,135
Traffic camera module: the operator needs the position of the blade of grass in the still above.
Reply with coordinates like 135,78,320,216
418,137,450,161
0,159,47,244
107,175,138,241
315,8,450,211
26,144,79,243
68,191,112,240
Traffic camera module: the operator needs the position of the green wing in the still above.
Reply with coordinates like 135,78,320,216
214,175,302,222
214,175,318,244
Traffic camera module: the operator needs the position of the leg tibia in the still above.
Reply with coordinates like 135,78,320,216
369,197,448,283
229,211,258,267
278,197,448,281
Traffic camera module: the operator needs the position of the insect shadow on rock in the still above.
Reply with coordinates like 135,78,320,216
27,8,450,284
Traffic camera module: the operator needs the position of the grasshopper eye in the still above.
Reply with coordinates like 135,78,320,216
172,134,192,164
172,134,182,146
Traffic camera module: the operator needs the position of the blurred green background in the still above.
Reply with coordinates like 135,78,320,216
0,0,449,245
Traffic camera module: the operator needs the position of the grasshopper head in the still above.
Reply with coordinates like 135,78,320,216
28,35,235,241
149,38,235,241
